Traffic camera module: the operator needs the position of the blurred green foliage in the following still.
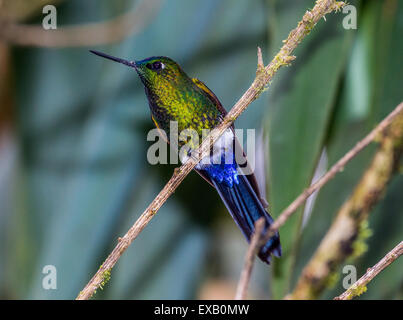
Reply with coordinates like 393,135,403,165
0,0,401,299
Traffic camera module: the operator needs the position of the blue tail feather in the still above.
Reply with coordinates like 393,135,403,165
211,173,282,264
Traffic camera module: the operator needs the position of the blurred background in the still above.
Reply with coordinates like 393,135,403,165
0,0,402,300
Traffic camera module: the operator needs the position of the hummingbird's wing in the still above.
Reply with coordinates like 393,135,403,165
191,78,229,120
151,115,170,144
191,78,269,208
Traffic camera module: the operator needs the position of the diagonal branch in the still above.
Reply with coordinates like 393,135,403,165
76,0,346,300
334,241,403,300
236,102,403,299
234,218,265,300
261,102,403,245
290,103,403,299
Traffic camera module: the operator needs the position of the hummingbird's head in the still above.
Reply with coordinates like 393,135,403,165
134,56,187,87
89,50,188,89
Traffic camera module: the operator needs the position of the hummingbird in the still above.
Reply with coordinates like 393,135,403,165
90,50,281,264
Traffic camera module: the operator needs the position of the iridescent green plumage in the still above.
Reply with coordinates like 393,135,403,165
135,56,223,141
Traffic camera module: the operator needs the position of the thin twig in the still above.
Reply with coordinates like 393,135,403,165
261,102,403,244
236,102,403,299
334,241,403,300
76,0,345,300
290,105,403,299
234,218,265,300
0,0,162,47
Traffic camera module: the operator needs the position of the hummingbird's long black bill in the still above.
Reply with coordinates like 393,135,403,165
89,50,137,68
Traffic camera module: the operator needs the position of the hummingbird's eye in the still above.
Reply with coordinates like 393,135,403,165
146,61,165,71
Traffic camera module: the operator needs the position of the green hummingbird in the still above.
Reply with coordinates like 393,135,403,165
90,50,281,263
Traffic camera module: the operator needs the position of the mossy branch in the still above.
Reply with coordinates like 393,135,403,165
76,0,345,300
335,241,403,300
289,105,403,300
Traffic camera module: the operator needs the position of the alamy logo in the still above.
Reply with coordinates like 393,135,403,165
42,265,57,290
146,121,256,175
342,265,357,289
42,5,57,30
342,5,357,30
